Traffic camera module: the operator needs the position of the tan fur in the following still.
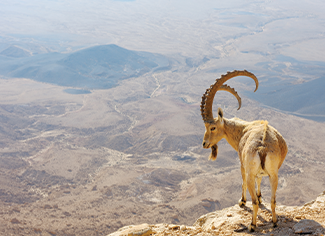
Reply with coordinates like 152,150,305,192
202,114,287,231
201,70,287,231
244,120,269,169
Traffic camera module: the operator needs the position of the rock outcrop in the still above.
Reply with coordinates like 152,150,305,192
108,191,325,236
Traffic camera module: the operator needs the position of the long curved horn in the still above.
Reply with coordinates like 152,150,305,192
200,70,258,123
219,85,242,110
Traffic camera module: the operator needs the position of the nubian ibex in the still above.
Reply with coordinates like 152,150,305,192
200,70,287,231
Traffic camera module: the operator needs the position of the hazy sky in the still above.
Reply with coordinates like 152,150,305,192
1,0,325,60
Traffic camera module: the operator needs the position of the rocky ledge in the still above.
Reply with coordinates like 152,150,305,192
108,191,325,236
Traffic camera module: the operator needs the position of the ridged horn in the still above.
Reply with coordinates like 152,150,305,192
200,70,259,123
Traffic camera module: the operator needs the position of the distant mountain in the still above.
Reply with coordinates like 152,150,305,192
247,77,325,122
0,44,169,89
0,45,33,58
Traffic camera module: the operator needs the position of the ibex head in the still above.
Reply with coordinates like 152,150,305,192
200,70,259,160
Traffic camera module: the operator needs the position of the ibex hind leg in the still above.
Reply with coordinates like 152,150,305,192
247,172,259,232
269,174,278,227
256,176,263,204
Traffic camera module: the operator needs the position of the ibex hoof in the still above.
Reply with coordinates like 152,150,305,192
273,221,278,228
238,199,246,207
248,223,256,232
258,195,262,204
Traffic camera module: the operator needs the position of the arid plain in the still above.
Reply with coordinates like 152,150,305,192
0,63,325,235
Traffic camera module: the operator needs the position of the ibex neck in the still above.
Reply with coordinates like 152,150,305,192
223,117,247,152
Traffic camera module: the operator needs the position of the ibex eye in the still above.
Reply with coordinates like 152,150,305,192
211,127,216,131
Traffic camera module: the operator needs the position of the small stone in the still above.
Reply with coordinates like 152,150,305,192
12,207,20,213
227,213,232,217
44,204,52,209
63,212,71,216
169,225,179,230
295,215,302,219
10,218,20,224
293,219,322,234
200,202,212,208
180,225,186,231
211,225,215,230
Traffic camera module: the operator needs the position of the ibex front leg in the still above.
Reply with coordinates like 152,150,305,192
239,165,247,207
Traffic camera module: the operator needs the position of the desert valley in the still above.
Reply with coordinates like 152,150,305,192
0,0,325,235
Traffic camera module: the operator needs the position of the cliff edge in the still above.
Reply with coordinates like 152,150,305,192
108,191,325,236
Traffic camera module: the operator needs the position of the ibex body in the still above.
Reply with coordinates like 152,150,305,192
200,70,287,231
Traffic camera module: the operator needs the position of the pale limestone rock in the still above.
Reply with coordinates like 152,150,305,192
152,224,168,234
108,223,152,236
310,191,325,208
108,190,325,236
193,202,248,230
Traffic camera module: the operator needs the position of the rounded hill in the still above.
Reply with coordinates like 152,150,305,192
0,44,169,89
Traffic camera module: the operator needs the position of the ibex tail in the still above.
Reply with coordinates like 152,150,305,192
258,121,269,170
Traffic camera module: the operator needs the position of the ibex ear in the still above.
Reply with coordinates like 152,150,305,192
217,107,223,120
